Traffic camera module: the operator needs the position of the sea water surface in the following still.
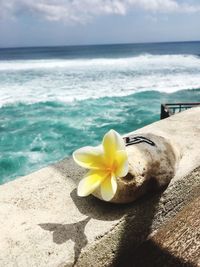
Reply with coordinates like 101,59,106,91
0,41,200,184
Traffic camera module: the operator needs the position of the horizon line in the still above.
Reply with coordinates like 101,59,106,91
0,39,200,50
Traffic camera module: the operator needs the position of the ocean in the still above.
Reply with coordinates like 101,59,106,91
0,41,200,184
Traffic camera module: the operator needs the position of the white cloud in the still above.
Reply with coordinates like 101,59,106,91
0,0,200,23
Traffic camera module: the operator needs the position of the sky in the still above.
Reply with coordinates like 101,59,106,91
0,0,200,48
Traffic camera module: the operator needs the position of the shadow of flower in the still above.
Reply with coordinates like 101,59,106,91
39,216,90,263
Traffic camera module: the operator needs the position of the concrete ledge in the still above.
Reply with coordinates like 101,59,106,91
124,193,200,266
0,107,200,267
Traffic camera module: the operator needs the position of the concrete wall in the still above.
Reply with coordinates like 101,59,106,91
0,107,200,267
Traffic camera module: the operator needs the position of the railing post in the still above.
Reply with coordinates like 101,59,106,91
160,104,169,119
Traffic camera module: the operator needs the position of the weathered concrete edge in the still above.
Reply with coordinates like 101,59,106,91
121,191,200,266
76,166,200,267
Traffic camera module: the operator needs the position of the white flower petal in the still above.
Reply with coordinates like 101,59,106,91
115,150,129,177
73,145,104,170
100,175,117,201
102,129,126,165
77,170,107,197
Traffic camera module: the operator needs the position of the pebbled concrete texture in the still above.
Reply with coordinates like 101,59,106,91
125,193,200,267
0,107,200,267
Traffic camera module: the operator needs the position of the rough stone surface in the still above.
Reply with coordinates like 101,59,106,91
120,194,200,267
0,107,200,267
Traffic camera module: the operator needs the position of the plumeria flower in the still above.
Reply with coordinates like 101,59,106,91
73,129,128,201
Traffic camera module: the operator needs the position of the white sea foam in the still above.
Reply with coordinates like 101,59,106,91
0,54,200,71
0,54,200,106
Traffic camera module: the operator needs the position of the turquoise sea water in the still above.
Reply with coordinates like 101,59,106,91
0,42,200,184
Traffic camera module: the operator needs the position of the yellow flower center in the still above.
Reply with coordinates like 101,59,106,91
106,163,117,174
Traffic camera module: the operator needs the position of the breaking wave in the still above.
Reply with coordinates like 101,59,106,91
0,54,200,106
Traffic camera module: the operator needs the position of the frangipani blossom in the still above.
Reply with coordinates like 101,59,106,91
73,129,128,201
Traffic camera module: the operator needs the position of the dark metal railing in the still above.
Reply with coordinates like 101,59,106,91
160,102,200,119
